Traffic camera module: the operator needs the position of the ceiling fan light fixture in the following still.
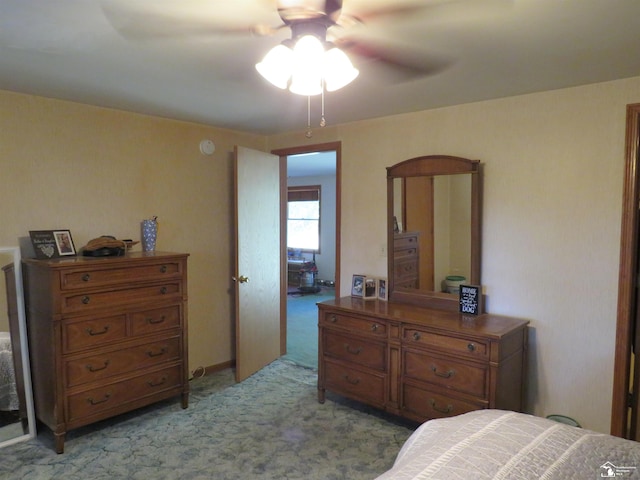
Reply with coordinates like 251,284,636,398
323,45,359,92
256,31,357,96
256,44,294,89
288,35,324,95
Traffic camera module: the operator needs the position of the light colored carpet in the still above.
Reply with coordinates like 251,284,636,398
0,359,414,479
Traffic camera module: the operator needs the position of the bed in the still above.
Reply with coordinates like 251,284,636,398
375,409,640,479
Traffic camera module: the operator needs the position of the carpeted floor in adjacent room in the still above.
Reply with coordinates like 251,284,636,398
283,286,334,369
0,359,415,480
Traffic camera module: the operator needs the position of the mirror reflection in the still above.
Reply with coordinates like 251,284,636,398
0,248,35,447
394,174,472,292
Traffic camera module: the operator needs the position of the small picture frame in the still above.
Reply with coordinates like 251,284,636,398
29,230,76,259
377,278,388,301
363,277,377,300
351,274,365,297
54,230,76,256
459,284,482,315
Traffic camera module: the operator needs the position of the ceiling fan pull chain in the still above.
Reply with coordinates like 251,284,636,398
320,83,326,128
305,95,313,138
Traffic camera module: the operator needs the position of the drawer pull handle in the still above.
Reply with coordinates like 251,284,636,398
160,265,168,273
371,323,380,332
431,365,455,378
147,315,166,325
147,346,168,358
413,332,421,341
429,399,453,414
329,315,337,323
82,296,91,304
343,375,360,385
147,376,168,387
160,286,168,294
86,360,110,372
344,344,362,355
88,393,111,406
82,273,91,282
467,343,476,352
86,325,109,336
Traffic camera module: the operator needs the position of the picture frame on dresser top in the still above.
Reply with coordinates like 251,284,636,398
459,284,482,315
29,230,76,259
363,277,377,300
351,274,365,297
377,278,387,301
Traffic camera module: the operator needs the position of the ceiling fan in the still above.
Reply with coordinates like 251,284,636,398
100,0,467,86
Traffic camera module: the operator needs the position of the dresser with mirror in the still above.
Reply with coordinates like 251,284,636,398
318,155,529,423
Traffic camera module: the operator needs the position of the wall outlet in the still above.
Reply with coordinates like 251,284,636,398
380,243,387,257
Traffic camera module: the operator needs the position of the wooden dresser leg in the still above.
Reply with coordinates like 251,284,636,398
54,432,65,454
181,392,189,409
318,387,326,404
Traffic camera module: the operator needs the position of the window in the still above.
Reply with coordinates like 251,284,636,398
287,186,320,252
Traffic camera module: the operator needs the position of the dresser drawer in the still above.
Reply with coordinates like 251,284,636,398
61,282,182,313
323,359,385,407
65,336,181,388
396,279,418,289
63,314,127,353
323,330,386,371
402,383,484,421
320,312,387,338
66,364,183,422
394,259,418,281
131,305,181,336
394,234,419,251
60,261,183,290
394,246,418,260
403,349,487,398
403,327,488,358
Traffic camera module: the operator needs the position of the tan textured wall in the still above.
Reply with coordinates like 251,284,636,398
268,76,640,433
2,74,640,433
0,90,266,373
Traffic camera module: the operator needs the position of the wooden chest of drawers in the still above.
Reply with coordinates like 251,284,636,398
393,232,419,289
22,252,189,453
318,297,528,423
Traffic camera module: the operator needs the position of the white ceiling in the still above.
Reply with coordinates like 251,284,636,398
288,151,336,177
1,0,639,136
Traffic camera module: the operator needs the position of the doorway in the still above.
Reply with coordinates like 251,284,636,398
612,103,640,438
272,142,341,370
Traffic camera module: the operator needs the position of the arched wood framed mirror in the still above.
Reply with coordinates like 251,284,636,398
387,155,482,311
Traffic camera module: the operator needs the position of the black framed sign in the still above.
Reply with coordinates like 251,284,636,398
459,284,482,315
29,230,76,259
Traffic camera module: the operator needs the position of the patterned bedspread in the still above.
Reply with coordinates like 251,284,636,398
375,409,640,479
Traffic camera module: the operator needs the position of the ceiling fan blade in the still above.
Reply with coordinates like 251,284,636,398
337,37,453,82
339,4,427,26
100,0,282,41
339,0,512,27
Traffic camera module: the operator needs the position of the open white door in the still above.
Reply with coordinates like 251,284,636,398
234,146,281,382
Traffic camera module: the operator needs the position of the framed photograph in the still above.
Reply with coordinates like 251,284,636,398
351,274,365,297
29,230,76,259
363,277,377,300
459,284,483,315
377,278,388,301
54,230,76,256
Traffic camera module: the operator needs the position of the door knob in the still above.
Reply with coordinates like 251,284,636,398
232,275,249,284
